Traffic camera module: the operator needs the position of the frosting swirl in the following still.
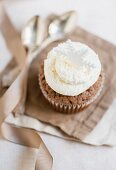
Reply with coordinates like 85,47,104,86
44,40,101,96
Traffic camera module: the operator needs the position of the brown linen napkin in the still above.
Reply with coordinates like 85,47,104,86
1,26,116,142
25,27,116,141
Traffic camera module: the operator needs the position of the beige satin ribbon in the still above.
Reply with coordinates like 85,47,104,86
0,6,26,68
0,2,32,115
0,5,53,170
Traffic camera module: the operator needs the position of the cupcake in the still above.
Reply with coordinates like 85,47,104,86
39,40,104,113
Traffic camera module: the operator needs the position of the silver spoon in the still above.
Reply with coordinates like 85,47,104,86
13,16,45,115
14,11,77,115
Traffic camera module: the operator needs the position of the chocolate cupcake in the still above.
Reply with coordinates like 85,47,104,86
39,40,104,113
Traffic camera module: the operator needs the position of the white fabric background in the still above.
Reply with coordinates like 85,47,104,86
0,0,116,170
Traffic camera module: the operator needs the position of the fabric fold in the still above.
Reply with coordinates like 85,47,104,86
0,7,53,170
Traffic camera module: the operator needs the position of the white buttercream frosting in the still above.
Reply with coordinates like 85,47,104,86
44,40,101,96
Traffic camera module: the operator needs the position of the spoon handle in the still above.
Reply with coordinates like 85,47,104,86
28,37,53,62
40,37,53,49
39,36,64,52
29,36,62,62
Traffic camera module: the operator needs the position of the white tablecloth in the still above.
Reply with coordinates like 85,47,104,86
0,0,116,170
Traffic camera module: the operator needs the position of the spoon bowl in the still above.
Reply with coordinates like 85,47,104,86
48,11,77,38
21,16,45,49
39,10,77,50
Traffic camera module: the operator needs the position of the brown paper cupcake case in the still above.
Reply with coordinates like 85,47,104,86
39,68,104,114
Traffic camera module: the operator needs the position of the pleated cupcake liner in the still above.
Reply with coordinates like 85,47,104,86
39,72,104,114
